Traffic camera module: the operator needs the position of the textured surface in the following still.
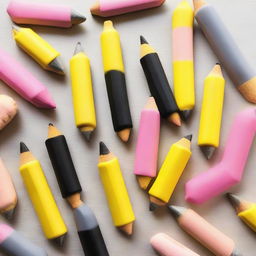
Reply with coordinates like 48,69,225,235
0,0,256,255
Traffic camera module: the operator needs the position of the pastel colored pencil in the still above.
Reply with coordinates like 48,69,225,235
148,135,192,211
194,0,256,103
12,25,64,75
0,95,18,131
198,64,225,159
7,0,86,28
0,158,17,219
19,142,67,244
0,49,55,109
186,108,256,204
98,142,135,235
100,21,133,142
168,206,242,256
90,0,165,17
172,0,194,119
227,193,256,233
0,223,47,256
70,42,97,141
45,124,109,256
151,233,200,256
140,36,181,126
134,97,160,190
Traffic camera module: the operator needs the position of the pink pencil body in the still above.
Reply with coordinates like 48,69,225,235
91,0,165,17
0,49,55,109
7,0,82,28
186,108,256,204
134,97,160,177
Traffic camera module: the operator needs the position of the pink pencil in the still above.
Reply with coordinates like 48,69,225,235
134,97,160,190
90,0,165,17
0,49,55,109
185,108,256,204
7,0,86,28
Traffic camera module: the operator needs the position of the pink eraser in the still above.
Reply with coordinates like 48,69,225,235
91,0,165,17
0,48,55,109
134,97,160,177
0,95,17,131
151,233,200,256
7,0,85,28
0,224,13,243
185,108,256,204
0,158,17,214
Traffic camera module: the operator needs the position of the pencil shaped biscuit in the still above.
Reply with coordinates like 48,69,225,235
12,26,64,75
7,0,86,28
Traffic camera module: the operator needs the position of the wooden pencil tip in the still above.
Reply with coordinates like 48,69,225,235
99,142,110,155
137,176,152,190
140,35,148,45
90,2,100,15
226,193,241,209
193,0,206,13
117,128,131,142
200,145,215,160
20,142,29,153
119,223,133,235
48,124,62,139
184,134,193,141
149,202,159,212
168,113,181,126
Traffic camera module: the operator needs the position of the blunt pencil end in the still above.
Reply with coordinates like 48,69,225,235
74,42,84,55
71,10,86,25
100,142,110,155
200,146,215,160
140,35,148,45
20,142,29,153
184,134,193,141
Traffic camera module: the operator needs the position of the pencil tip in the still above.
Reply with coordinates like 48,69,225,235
226,193,241,209
74,42,84,55
48,123,54,126
2,208,16,220
20,142,29,153
200,146,215,160
54,235,66,246
167,205,185,218
216,62,221,66
184,134,193,141
48,57,65,75
82,131,93,141
181,110,193,120
99,142,110,155
71,10,86,24
149,203,159,211
140,35,148,45
168,113,181,127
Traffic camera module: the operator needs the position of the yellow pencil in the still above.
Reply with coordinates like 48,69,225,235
98,142,135,235
198,64,225,159
19,142,67,244
12,25,64,75
70,42,97,141
149,135,192,211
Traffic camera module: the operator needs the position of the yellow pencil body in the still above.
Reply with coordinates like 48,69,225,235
70,52,96,132
239,205,256,232
198,67,225,148
101,21,124,73
98,157,135,227
13,27,59,70
20,160,67,239
172,0,194,112
149,138,191,203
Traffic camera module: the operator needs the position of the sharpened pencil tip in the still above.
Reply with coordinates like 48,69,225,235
2,208,16,220
200,146,215,160
20,142,29,153
71,10,86,25
149,203,159,211
82,131,93,141
99,142,110,155
54,235,66,246
168,205,185,218
181,110,193,120
49,123,54,126
140,35,148,45
74,42,84,55
226,193,241,209
48,57,65,75
184,134,193,141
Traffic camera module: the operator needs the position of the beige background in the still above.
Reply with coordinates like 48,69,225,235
0,0,256,255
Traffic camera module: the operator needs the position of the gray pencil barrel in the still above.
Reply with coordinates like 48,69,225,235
196,5,255,87
0,229,47,256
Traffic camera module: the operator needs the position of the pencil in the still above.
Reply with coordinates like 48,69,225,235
168,205,241,256
172,0,194,120
100,21,133,142
45,124,109,255
140,36,181,126
12,25,64,75
0,48,56,108
0,158,17,219
134,96,160,190
98,142,135,235
7,0,86,28
198,64,225,159
227,193,256,233
194,0,256,103
148,135,192,211
19,142,67,245
90,0,165,17
70,42,97,141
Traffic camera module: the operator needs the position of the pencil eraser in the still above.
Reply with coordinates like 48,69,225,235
151,233,200,256
0,95,17,131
